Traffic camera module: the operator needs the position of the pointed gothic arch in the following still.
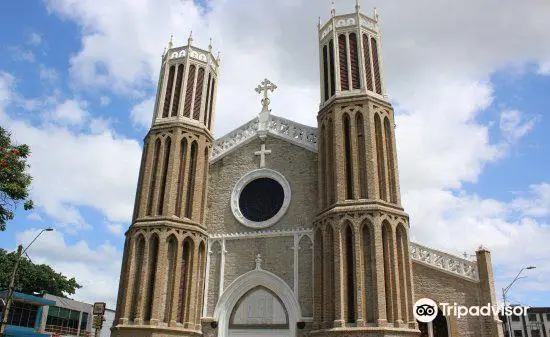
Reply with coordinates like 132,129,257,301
171,64,184,117
185,141,198,219
177,237,194,323
158,137,172,215
362,34,373,92
144,234,159,321
374,114,387,201
314,228,324,324
349,33,360,90
343,222,356,324
183,64,196,118
361,220,376,323
213,268,302,337
343,113,354,200
164,235,178,323
356,113,368,199
384,117,397,204
175,137,188,217
147,138,161,216
193,67,205,120
338,34,349,91
163,65,175,118
130,234,145,321
381,221,395,322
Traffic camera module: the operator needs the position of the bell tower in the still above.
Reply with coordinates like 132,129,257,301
313,3,419,336
112,33,219,337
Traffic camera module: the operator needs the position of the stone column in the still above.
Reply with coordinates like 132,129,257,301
333,225,345,328
169,236,184,326
134,237,151,325
151,232,168,325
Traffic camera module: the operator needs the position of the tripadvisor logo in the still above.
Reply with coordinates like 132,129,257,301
414,298,530,322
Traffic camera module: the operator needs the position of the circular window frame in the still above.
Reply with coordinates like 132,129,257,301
231,169,291,229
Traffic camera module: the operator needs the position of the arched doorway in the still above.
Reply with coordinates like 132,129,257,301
228,286,289,337
214,268,301,337
418,310,449,337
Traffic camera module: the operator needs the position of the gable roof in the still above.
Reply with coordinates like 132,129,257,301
211,114,318,163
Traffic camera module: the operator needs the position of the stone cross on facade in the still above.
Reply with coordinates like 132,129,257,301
255,78,277,136
255,143,271,168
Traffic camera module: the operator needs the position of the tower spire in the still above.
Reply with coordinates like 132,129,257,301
188,30,193,46
168,34,173,49
331,1,336,16
355,0,360,12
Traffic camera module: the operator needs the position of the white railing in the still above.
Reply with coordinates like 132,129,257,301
410,242,479,282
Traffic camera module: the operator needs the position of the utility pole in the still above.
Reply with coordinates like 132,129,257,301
0,245,23,337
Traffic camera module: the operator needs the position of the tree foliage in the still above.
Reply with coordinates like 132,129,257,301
0,248,81,297
0,126,33,231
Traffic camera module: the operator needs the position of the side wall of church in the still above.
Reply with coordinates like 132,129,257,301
413,262,487,337
204,135,318,320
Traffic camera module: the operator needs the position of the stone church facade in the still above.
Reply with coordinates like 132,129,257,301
112,4,504,337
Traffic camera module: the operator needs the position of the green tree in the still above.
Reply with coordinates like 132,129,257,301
0,248,81,297
0,126,33,231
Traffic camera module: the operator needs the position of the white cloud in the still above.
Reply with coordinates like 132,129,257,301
106,222,125,236
48,99,88,125
39,64,59,82
511,183,550,218
499,109,537,142
1,73,141,232
99,95,110,106
27,213,44,221
130,96,154,129
28,32,43,46
89,117,112,134
16,229,121,307
9,46,35,63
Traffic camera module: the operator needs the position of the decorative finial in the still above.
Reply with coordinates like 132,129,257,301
162,47,166,56
255,254,263,270
355,0,360,12
318,16,322,29
208,38,213,53
168,34,173,49
188,30,193,46
255,78,277,135
216,51,221,62
331,1,335,17
374,7,379,21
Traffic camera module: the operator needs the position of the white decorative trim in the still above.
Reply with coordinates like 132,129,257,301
214,268,302,337
210,115,317,163
230,168,291,229
210,228,312,241
410,242,479,282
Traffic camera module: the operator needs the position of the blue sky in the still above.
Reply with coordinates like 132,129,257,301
1,0,549,309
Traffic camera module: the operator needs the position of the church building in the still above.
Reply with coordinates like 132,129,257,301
111,3,505,337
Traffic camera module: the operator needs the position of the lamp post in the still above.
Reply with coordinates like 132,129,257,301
0,228,54,337
502,266,536,337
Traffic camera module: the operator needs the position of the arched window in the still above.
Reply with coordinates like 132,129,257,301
349,33,360,90
327,119,335,204
382,222,394,322
374,114,387,201
193,67,205,120
320,124,326,208
356,113,368,199
158,137,171,215
200,147,209,222
130,235,145,320
171,64,184,117
344,224,356,323
204,73,212,124
195,242,206,320
147,139,161,216
177,238,194,323
207,79,216,129
324,226,335,327
323,45,329,102
362,221,375,323
183,65,196,118
329,39,336,97
384,117,397,204
185,142,198,219
162,65,175,118
164,235,178,323
314,229,324,323
343,114,354,200
396,225,410,323
339,34,349,91
371,37,382,94
363,34,373,92
144,234,159,321
175,138,188,217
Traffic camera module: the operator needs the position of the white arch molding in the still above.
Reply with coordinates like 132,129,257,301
213,268,302,337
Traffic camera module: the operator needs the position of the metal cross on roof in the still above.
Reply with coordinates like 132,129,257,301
255,78,277,110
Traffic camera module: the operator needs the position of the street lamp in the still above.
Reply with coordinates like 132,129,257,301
502,266,536,337
0,227,54,337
